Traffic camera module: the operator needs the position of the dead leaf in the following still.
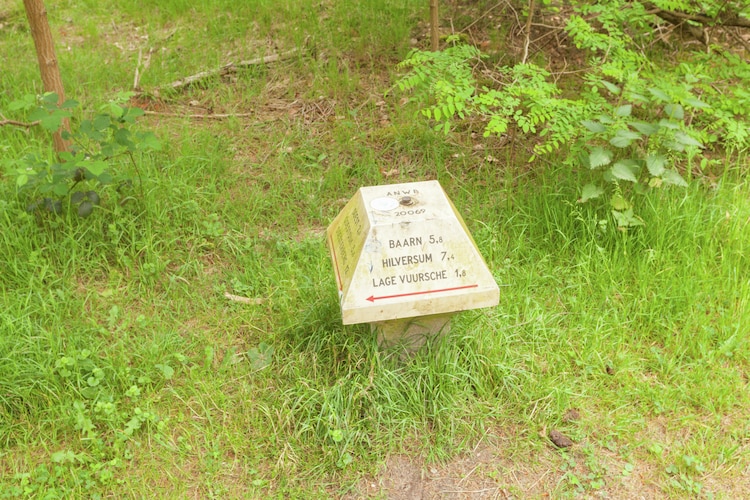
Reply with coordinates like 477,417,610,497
224,292,265,305
563,408,581,422
549,429,574,448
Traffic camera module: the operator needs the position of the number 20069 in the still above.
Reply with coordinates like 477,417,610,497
395,209,426,216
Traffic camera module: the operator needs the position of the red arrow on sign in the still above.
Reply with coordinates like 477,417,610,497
366,284,478,302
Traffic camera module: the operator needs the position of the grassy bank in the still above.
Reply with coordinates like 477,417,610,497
1,0,748,497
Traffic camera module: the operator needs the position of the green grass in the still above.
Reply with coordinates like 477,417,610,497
1,0,749,497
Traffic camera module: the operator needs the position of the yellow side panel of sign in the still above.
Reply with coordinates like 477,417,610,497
326,194,369,296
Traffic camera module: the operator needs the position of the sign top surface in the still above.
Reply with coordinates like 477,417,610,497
358,180,454,221
327,180,499,324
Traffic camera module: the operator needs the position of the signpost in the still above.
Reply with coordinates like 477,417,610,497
326,180,499,351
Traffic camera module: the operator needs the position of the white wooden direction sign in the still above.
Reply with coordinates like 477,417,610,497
326,180,499,325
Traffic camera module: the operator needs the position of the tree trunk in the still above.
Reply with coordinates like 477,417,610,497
23,0,70,153
430,0,439,51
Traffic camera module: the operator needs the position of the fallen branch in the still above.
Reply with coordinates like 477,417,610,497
165,48,300,92
144,110,256,119
727,27,750,53
652,7,750,29
224,292,266,305
650,7,706,41
0,114,39,128
641,1,750,44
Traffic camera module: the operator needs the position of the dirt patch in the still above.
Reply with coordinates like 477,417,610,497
381,455,426,499
349,420,749,499
351,442,558,500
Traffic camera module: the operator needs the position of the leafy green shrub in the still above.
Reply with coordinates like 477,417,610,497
2,92,160,218
395,3,750,229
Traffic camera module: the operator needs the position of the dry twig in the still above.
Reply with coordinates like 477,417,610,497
522,0,536,64
224,292,265,305
133,46,154,91
144,110,256,119
0,114,39,128
165,48,300,92
727,27,750,53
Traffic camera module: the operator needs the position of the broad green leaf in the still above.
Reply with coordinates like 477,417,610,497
434,106,442,121
601,80,620,94
16,174,28,187
612,208,644,227
114,128,135,149
83,160,108,177
9,95,35,111
588,147,613,168
674,131,703,148
664,140,685,152
52,183,68,196
684,97,709,109
60,99,79,109
329,429,344,443
648,87,670,101
41,92,59,106
611,160,639,182
155,363,174,380
578,151,591,169
610,193,631,210
658,119,680,130
78,201,94,218
615,104,632,117
661,169,688,187
51,450,76,464
248,342,274,370
93,114,110,131
124,107,145,119
629,121,659,135
108,103,124,118
649,177,663,188
137,132,162,151
664,103,684,120
44,199,62,214
337,452,354,468
87,191,101,205
646,154,666,176
58,151,75,162
40,114,63,132
28,108,47,122
581,120,607,133
609,129,641,148
97,171,114,184
579,183,604,203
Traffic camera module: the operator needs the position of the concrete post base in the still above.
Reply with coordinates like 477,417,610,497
370,312,453,354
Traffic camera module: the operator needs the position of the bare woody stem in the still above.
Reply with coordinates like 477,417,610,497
430,0,439,51
23,0,71,153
